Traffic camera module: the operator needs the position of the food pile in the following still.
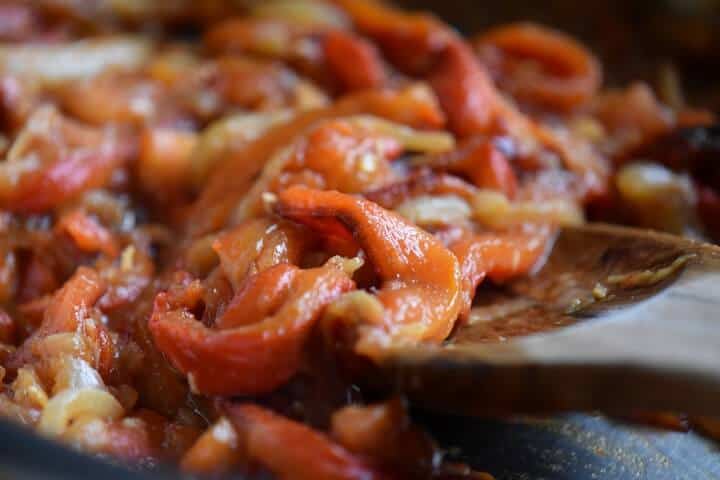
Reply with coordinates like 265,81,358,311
0,1,714,478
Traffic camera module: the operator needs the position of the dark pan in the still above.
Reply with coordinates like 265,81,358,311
3,1,720,479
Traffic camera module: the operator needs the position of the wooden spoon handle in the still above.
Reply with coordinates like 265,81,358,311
375,225,720,416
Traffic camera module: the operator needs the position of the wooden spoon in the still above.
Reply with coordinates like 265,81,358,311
372,224,720,416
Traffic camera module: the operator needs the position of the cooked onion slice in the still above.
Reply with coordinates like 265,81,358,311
38,388,123,437
0,37,151,84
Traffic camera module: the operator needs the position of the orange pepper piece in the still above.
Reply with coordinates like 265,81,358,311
274,118,401,194
188,85,444,237
226,403,393,480
334,0,498,136
137,128,197,201
331,398,437,476
212,218,309,289
9,267,114,376
364,168,479,208
149,259,355,396
334,0,608,196
475,22,601,111
324,30,387,92
0,107,128,213
426,40,499,137
445,229,551,320
274,186,461,348
56,210,118,257
418,137,518,198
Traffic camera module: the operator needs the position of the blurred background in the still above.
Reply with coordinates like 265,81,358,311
399,0,720,110
15,0,720,112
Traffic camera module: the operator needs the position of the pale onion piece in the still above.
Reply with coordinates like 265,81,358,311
293,80,331,110
11,367,48,410
226,113,453,225
6,104,59,163
261,191,279,211
32,333,87,363
569,115,606,143
346,115,456,153
251,0,350,28
616,162,693,201
61,415,107,449
509,199,584,227
51,357,105,396
211,417,238,445
615,162,696,234
0,37,152,85
471,190,584,228
191,110,294,187
0,152,39,192
324,290,385,328
395,195,472,227
326,255,364,276
0,393,41,425
38,388,123,437
120,245,136,272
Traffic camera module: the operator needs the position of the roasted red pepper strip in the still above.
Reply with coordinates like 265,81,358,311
180,418,242,475
232,118,402,224
323,30,387,92
26,266,105,339
427,40,499,137
418,137,518,197
443,229,550,320
0,107,128,213
278,118,401,193
212,218,309,289
56,210,118,257
149,259,355,396
331,398,437,477
225,403,393,480
188,85,444,237
462,141,517,198
275,186,461,349
475,22,601,110
9,266,114,376
335,0,608,196
204,18,310,57
216,262,298,330
364,168,479,208
334,0,496,135
332,0,450,72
